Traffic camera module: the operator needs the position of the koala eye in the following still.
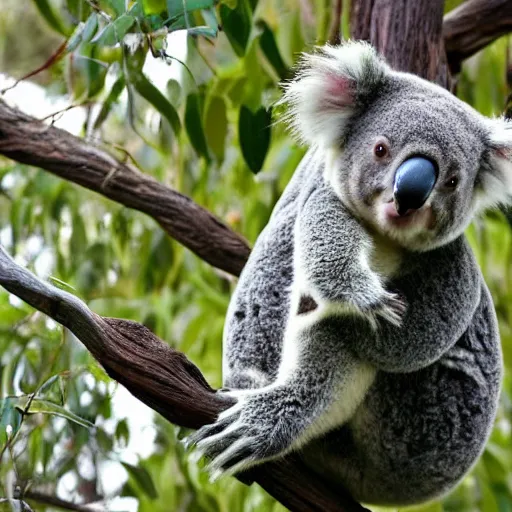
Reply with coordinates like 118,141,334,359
374,143,389,159
444,176,459,189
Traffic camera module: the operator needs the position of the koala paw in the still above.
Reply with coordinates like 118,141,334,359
183,389,295,480
374,291,407,327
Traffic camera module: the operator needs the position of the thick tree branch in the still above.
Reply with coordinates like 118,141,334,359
444,0,512,73
0,245,367,512
0,99,250,277
350,0,512,77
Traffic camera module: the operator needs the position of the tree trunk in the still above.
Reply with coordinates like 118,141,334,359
351,0,450,87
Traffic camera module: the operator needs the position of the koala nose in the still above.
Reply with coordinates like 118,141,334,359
393,156,437,216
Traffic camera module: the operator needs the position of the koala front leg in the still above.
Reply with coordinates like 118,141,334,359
297,182,406,326
185,315,376,479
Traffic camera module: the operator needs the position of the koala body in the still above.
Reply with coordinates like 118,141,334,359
187,42,508,506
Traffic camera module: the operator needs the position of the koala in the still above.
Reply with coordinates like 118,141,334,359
185,41,509,506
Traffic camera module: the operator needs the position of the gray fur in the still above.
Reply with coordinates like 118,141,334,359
186,41,507,505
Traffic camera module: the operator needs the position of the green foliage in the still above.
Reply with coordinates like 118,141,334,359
219,2,252,57
0,1,511,511
239,105,272,174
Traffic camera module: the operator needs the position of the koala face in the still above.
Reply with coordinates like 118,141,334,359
280,42,512,252
333,77,489,251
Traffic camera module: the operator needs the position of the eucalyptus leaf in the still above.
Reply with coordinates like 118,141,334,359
142,0,167,15
14,397,95,429
219,2,251,57
167,0,214,19
131,73,182,136
106,0,127,16
82,13,99,43
72,54,109,99
186,26,217,39
201,7,219,32
167,78,182,107
185,93,210,159
33,0,70,36
92,15,136,46
93,75,126,130
66,19,91,53
257,20,288,80
115,419,130,446
0,398,22,446
239,105,272,174
204,95,227,163
122,461,159,499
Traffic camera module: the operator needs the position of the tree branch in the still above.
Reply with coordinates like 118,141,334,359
24,491,97,512
0,245,367,512
443,0,512,73
0,99,250,277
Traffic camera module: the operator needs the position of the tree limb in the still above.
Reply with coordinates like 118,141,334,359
443,0,512,73
0,99,250,278
0,245,368,512
24,491,97,512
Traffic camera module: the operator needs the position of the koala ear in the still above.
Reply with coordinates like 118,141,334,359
278,40,389,148
477,118,512,210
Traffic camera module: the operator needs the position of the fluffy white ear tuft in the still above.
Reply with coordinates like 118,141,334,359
477,117,512,210
277,40,389,148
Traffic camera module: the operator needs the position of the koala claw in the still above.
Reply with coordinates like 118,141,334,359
374,291,407,327
186,390,293,478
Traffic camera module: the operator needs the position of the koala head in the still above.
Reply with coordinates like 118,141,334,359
280,41,512,252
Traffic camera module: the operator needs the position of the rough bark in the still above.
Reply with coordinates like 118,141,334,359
351,0,450,87
24,491,96,512
444,0,512,73
328,0,343,45
0,99,250,277
350,0,512,79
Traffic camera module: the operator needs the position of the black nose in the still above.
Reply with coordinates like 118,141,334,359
393,157,437,216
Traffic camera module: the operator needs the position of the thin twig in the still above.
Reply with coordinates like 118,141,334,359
24,491,100,512
40,102,94,122
1,40,69,95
